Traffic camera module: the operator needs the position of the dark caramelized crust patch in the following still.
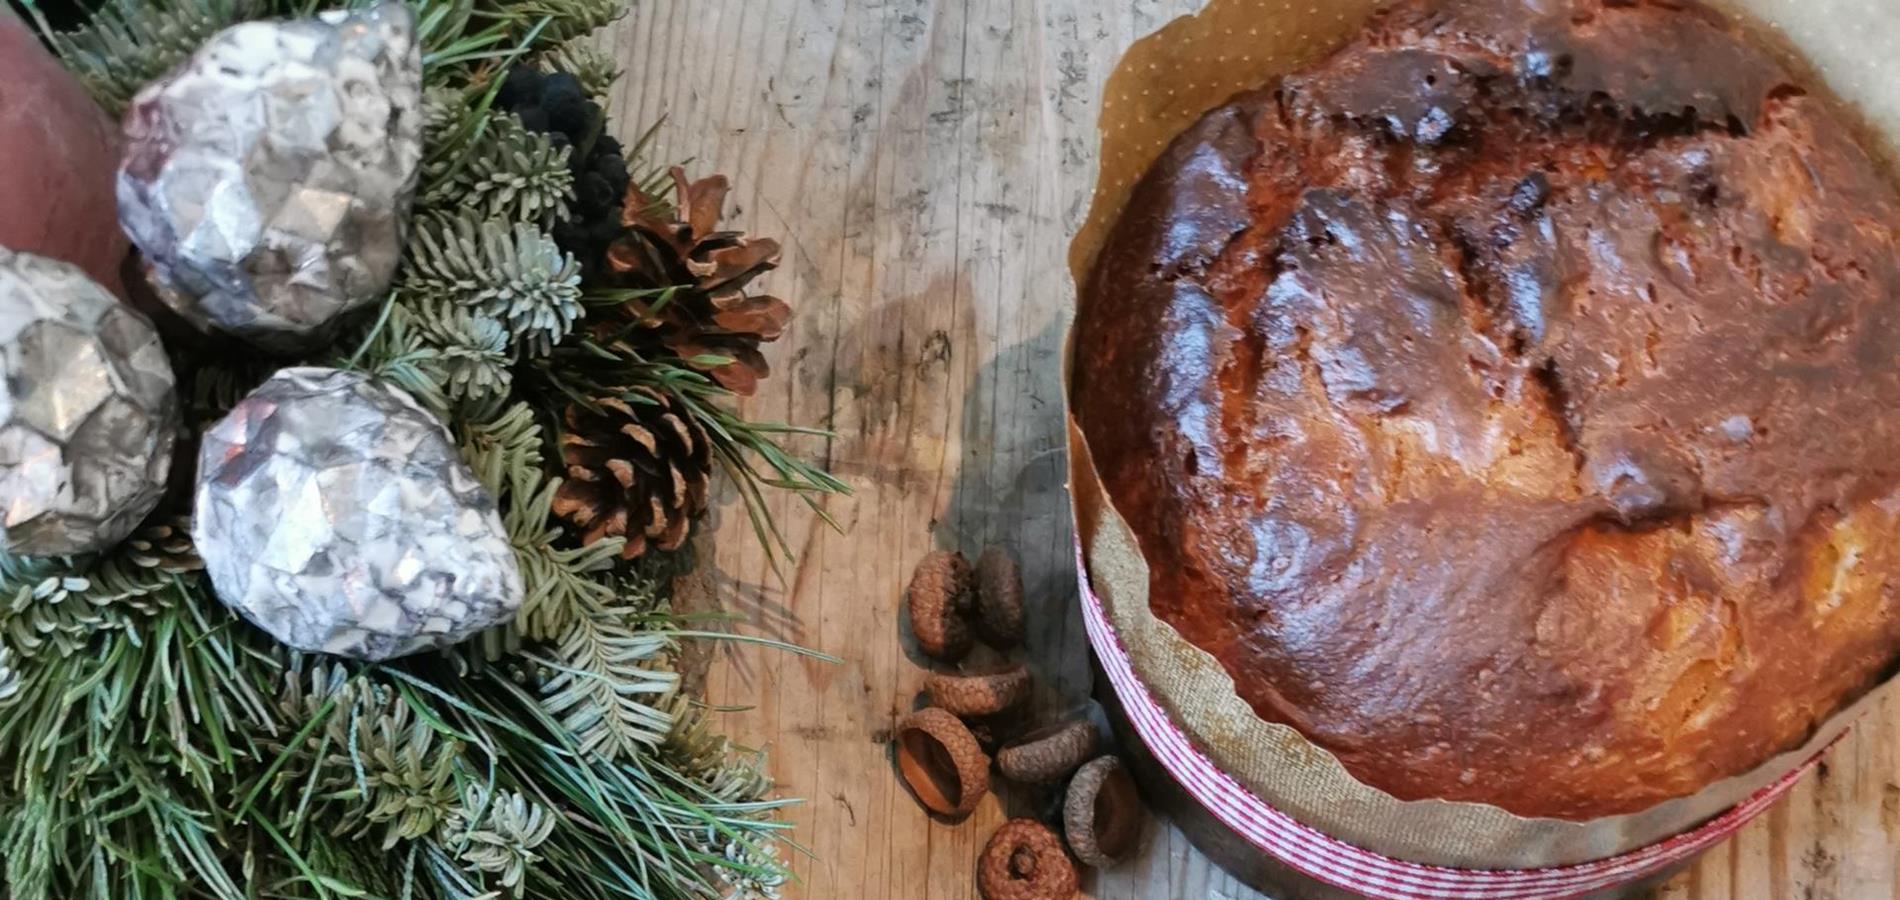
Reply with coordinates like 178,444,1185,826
1073,0,1900,819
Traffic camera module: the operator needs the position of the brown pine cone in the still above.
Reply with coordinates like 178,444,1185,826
551,386,711,558
601,167,791,396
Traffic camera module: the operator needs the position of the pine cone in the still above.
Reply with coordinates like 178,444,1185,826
122,517,204,573
601,167,791,396
551,387,712,559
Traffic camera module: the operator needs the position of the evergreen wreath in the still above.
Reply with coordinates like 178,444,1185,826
2,1,845,898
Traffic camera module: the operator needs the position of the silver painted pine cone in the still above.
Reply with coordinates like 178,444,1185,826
116,2,423,350
194,367,521,660
0,249,177,556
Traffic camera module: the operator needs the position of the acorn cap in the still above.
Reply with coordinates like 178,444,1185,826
894,707,990,819
978,818,1079,900
996,719,1098,784
924,663,1031,717
1063,756,1145,868
906,549,976,661
975,544,1026,646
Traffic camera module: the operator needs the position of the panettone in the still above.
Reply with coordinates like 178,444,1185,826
1073,0,1900,819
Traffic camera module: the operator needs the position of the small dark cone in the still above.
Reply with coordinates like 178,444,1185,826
498,63,630,280
122,518,204,573
600,167,792,395
551,387,712,559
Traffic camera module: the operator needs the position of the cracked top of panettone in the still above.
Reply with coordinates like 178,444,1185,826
1072,0,1900,819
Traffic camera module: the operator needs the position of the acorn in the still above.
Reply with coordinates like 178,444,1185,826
924,663,1031,718
975,545,1026,646
1063,756,1145,868
978,819,1079,900
997,720,1098,785
907,550,976,661
894,708,990,820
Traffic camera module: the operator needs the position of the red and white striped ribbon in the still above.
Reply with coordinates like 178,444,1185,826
1076,547,1829,900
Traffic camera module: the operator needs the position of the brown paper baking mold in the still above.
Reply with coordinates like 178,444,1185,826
1062,0,1900,870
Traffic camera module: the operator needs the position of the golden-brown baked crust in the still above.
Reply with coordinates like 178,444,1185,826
1073,0,1900,819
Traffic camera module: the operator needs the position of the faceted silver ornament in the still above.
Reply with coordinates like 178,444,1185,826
194,367,522,660
116,2,423,351
0,249,179,556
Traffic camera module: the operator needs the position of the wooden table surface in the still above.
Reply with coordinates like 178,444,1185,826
602,2,1900,897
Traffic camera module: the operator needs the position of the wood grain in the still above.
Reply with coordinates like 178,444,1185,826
602,2,1900,896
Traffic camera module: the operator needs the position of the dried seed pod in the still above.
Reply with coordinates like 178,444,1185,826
978,818,1079,900
1063,756,1145,868
924,663,1031,717
975,544,1026,646
907,549,975,660
997,719,1098,784
894,707,990,819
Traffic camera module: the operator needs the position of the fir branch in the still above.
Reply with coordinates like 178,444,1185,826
455,401,548,498
268,661,465,851
0,641,18,707
443,665,792,900
494,0,630,44
118,517,206,575
457,115,578,226
506,478,626,642
75,552,186,616
705,830,790,900
357,299,516,414
353,716,464,850
538,40,622,99
418,303,518,404
438,782,557,897
454,404,626,645
422,106,576,227
20,0,256,114
660,694,772,806
0,565,103,659
419,83,488,195
535,610,678,761
0,534,218,665
406,213,585,358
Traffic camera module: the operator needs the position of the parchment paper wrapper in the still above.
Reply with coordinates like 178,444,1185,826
1064,0,1900,870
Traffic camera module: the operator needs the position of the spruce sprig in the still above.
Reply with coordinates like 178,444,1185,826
18,0,256,114
406,212,584,357
537,41,621,99
424,110,577,226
